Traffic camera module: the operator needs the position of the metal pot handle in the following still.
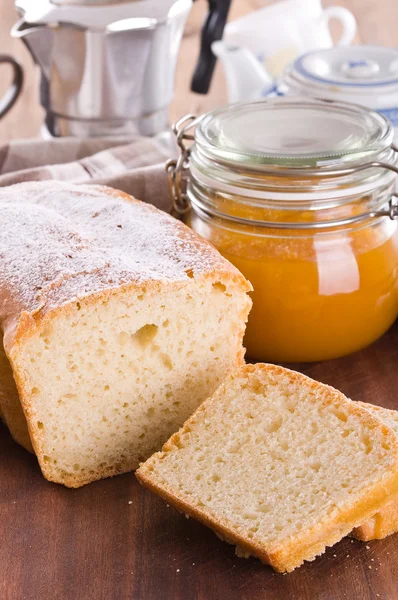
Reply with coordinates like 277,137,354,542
0,55,23,120
191,0,232,95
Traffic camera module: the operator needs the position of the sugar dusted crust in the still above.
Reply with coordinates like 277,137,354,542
0,181,250,352
136,364,398,573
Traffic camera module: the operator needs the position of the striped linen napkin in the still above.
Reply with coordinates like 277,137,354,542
0,135,173,213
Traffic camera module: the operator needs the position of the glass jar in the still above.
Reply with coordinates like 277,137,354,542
167,98,398,363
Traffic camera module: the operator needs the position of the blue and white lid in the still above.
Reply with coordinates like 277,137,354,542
293,46,398,88
278,46,398,128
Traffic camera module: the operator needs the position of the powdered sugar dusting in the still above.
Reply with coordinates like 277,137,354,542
0,182,240,334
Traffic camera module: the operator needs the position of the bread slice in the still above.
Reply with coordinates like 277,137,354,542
351,402,398,541
0,181,252,487
136,364,398,572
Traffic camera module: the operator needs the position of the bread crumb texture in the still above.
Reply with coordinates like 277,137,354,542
0,182,251,487
137,364,398,573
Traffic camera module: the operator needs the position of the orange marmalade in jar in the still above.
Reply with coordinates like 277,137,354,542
168,99,398,362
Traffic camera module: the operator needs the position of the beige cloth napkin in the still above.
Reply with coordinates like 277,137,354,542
0,135,174,213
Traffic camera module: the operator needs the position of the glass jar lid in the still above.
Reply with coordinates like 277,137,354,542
293,46,398,88
195,98,393,169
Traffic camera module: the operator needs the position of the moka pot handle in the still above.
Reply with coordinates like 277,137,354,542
191,0,232,95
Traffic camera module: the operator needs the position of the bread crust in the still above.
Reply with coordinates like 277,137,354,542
0,182,251,353
0,182,252,486
351,500,398,541
136,364,398,572
351,402,398,541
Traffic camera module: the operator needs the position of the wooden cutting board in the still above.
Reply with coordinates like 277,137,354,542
1,323,398,600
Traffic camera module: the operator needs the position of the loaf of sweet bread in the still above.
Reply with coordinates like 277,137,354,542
0,181,252,487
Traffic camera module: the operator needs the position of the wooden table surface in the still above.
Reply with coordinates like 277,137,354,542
1,1,398,599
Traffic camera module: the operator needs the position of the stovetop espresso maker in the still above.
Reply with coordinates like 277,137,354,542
12,0,230,137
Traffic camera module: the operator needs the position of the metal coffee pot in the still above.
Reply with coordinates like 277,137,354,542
12,0,230,137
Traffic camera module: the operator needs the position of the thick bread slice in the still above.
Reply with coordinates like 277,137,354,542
0,181,252,487
352,402,398,541
136,364,398,573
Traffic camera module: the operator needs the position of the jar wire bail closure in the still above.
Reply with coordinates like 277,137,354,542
166,114,203,216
